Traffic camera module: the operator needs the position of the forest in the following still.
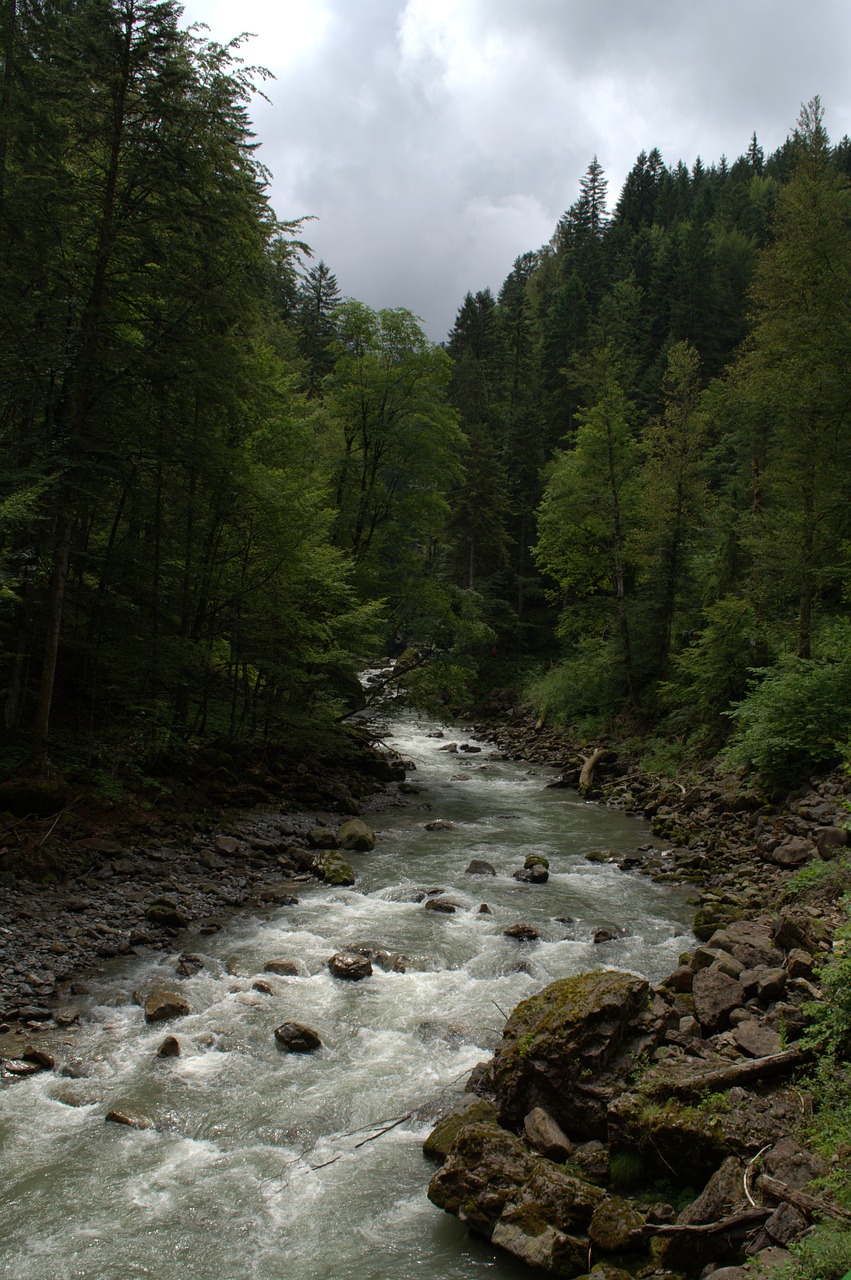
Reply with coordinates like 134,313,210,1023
2,0,850,799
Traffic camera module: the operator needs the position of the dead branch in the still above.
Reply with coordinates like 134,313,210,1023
353,1113,412,1148
756,1174,851,1222
632,1207,770,1240
652,1048,804,1097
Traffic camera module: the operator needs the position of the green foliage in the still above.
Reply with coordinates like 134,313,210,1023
608,1148,646,1192
726,636,851,792
662,597,763,746
525,636,633,730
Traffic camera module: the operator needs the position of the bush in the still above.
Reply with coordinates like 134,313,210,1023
725,640,851,794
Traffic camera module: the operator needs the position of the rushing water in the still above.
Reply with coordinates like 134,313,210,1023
0,717,695,1280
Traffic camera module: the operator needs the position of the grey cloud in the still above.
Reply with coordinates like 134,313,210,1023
183,0,851,340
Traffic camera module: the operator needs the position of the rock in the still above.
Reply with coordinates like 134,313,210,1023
785,948,814,979
465,860,497,876
816,825,849,859
327,951,372,981
764,1201,808,1244
252,980,275,995
762,1137,827,1189
264,958,302,976
307,827,338,849
144,899,187,929
708,921,784,970
732,1020,783,1057
213,835,240,855
593,927,624,944
335,818,376,851
144,990,191,1023
492,970,650,1138
428,1121,603,1263
274,1022,322,1053
425,819,454,831
425,898,456,914
423,1098,499,1162
22,1045,55,1070
691,967,745,1033
2,1058,42,1077
763,836,814,868
524,854,550,870
156,1035,181,1058
52,1006,81,1027
587,1196,645,1250
572,1140,610,1184
315,852,356,885
503,924,539,941
522,1106,574,1161
678,1156,747,1225
175,952,205,976
105,1108,154,1129
512,866,549,883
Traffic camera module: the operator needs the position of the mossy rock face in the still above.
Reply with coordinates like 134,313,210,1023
607,1091,731,1183
335,818,376,852
692,904,744,940
492,970,651,1139
524,854,550,870
423,1099,499,1163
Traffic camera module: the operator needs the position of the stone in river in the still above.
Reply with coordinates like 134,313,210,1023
144,989,191,1022
465,860,496,876
503,924,540,941
327,951,373,981
425,898,457,914
335,818,376,851
264,958,303,976
156,1035,181,1058
274,1022,323,1053
513,866,549,883
105,1108,155,1130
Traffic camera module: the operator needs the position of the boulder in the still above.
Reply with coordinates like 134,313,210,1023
156,1035,181,1058
315,852,356,886
428,1121,604,1264
423,1097,499,1162
327,951,372,981
816,825,849,859
692,967,745,1032
763,837,814,868
144,900,187,929
491,970,651,1138
144,990,190,1023
274,1022,322,1053
512,866,549,883
732,1020,783,1058
465,859,497,876
587,1196,645,1250
425,898,457,914
708,921,784,970
335,819,376,852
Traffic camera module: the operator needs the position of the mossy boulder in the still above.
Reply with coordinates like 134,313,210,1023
315,852,356,885
491,970,654,1139
423,1098,499,1163
428,1121,605,1268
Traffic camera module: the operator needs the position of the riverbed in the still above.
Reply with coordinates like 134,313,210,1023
0,716,695,1280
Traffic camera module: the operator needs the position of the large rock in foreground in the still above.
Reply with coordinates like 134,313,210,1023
428,1122,605,1272
492,970,665,1139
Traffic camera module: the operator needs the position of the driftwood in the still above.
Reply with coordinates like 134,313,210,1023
653,1048,804,1098
578,748,615,793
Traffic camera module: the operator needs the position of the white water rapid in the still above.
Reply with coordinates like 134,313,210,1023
0,716,695,1280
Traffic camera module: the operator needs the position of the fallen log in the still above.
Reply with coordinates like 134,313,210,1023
756,1173,851,1222
648,1048,804,1098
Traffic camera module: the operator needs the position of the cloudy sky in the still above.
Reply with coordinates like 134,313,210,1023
180,0,851,341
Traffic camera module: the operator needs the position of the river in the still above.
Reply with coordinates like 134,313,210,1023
0,715,695,1280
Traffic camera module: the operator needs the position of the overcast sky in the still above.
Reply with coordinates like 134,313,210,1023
179,0,851,341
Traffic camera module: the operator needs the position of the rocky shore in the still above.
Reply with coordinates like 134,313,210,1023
421,709,851,1279
0,735,406,1029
